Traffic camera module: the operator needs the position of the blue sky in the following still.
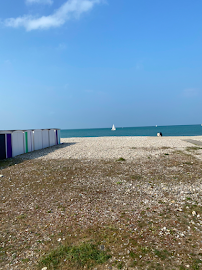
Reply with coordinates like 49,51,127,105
0,0,201,130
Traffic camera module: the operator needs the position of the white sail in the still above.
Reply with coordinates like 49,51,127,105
111,124,116,131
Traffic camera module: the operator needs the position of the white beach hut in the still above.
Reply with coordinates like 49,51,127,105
0,130,13,160
49,129,56,146
24,130,34,153
42,129,50,149
0,128,61,160
12,130,25,157
33,129,43,151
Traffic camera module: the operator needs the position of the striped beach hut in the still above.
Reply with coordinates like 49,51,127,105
42,129,50,149
24,130,34,153
12,130,25,157
0,130,13,160
33,129,43,151
0,128,61,160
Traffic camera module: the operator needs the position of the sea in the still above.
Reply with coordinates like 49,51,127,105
61,124,202,138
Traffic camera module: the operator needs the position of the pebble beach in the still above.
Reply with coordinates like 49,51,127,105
1,136,202,270
28,135,202,161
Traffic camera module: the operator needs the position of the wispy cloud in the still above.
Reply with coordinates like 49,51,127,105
26,0,53,5
4,0,103,31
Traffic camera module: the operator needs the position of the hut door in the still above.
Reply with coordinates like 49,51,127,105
0,134,6,160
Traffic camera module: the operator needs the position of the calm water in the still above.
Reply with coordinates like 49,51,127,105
61,125,202,138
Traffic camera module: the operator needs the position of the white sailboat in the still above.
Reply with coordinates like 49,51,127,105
111,124,116,131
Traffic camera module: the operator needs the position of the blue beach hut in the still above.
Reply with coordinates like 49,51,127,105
56,129,61,145
0,130,12,160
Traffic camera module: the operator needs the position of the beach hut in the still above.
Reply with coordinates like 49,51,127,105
33,129,43,151
0,128,61,160
49,129,57,146
42,129,50,148
0,131,13,160
0,133,6,160
56,129,61,145
12,130,25,157
24,130,34,153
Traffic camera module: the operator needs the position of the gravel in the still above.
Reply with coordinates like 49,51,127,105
1,136,202,270
21,136,202,161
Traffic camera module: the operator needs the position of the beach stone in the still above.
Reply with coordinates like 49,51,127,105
99,245,105,251
0,175,3,178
